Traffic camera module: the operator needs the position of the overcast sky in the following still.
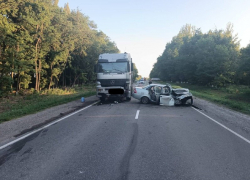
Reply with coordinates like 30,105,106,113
58,0,250,77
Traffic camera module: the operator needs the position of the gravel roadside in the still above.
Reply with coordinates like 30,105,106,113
193,96,250,134
0,95,99,146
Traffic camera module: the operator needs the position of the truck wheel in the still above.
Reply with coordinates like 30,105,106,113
126,97,131,101
100,96,105,102
141,96,149,104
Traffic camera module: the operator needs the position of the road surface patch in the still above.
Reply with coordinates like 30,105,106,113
140,114,178,117
192,107,250,145
84,115,134,118
0,101,99,150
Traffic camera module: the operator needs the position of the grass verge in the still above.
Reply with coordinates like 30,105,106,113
169,82,250,115
0,85,96,123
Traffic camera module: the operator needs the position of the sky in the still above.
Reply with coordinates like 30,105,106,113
58,0,250,77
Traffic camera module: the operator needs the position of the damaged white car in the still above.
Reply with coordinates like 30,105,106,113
132,83,193,106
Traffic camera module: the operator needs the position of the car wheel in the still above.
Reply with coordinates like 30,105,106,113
100,96,106,102
141,96,149,104
189,97,193,105
184,97,193,106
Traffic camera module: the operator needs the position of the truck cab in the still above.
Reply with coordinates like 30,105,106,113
95,52,133,101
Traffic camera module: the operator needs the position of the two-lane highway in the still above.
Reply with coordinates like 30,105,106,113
0,98,250,180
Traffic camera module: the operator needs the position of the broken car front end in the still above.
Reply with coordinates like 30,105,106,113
171,88,193,105
133,83,193,106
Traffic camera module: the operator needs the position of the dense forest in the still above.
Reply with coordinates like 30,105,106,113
150,24,250,87
0,0,133,97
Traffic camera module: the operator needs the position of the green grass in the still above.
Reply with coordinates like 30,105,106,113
160,81,250,115
0,85,96,123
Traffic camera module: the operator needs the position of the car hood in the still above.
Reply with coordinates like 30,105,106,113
172,88,190,95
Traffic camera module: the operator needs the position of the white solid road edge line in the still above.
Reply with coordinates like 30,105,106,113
135,110,140,119
0,101,99,151
192,107,250,145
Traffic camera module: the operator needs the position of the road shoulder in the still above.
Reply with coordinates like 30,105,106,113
0,96,99,146
193,96,250,135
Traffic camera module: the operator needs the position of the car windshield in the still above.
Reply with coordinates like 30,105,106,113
97,62,127,73
155,86,162,93
162,86,171,94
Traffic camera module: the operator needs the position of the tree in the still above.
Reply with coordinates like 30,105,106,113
132,63,138,82
0,0,120,96
150,24,240,86
136,75,142,81
238,44,250,85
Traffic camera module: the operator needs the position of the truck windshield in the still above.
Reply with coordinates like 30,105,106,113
97,62,128,73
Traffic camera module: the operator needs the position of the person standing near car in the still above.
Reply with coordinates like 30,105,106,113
150,86,156,101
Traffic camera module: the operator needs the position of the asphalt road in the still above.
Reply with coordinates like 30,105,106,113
1,98,250,180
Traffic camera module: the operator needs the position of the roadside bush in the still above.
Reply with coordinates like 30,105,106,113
25,93,39,100
18,89,25,96
0,76,13,97
42,88,76,95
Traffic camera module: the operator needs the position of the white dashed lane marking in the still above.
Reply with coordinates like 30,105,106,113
135,110,140,119
0,101,99,150
192,107,250,145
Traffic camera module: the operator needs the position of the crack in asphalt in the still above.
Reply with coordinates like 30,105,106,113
192,105,202,110
118,123,139,180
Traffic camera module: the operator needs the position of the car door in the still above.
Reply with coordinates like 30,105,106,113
155,86,162,102
148,86,156,101
159,86,174,106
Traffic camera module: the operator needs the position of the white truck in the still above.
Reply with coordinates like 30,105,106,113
95,52,133,101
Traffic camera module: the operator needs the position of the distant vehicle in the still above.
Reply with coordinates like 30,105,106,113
132,83,193,105
151,78,160,81
95,52,133,101
139,80,145,84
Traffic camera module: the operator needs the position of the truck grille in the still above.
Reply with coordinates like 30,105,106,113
98,79,128,87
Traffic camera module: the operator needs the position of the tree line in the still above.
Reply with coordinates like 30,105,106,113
150,24,250,87
0,0,121,97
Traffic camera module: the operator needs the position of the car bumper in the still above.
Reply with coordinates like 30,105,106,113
96,86,130,98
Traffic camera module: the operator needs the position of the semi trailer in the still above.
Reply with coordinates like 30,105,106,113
95,52,133,101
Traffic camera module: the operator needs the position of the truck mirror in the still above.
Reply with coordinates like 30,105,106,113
131,63,134,71
127,62,130,72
